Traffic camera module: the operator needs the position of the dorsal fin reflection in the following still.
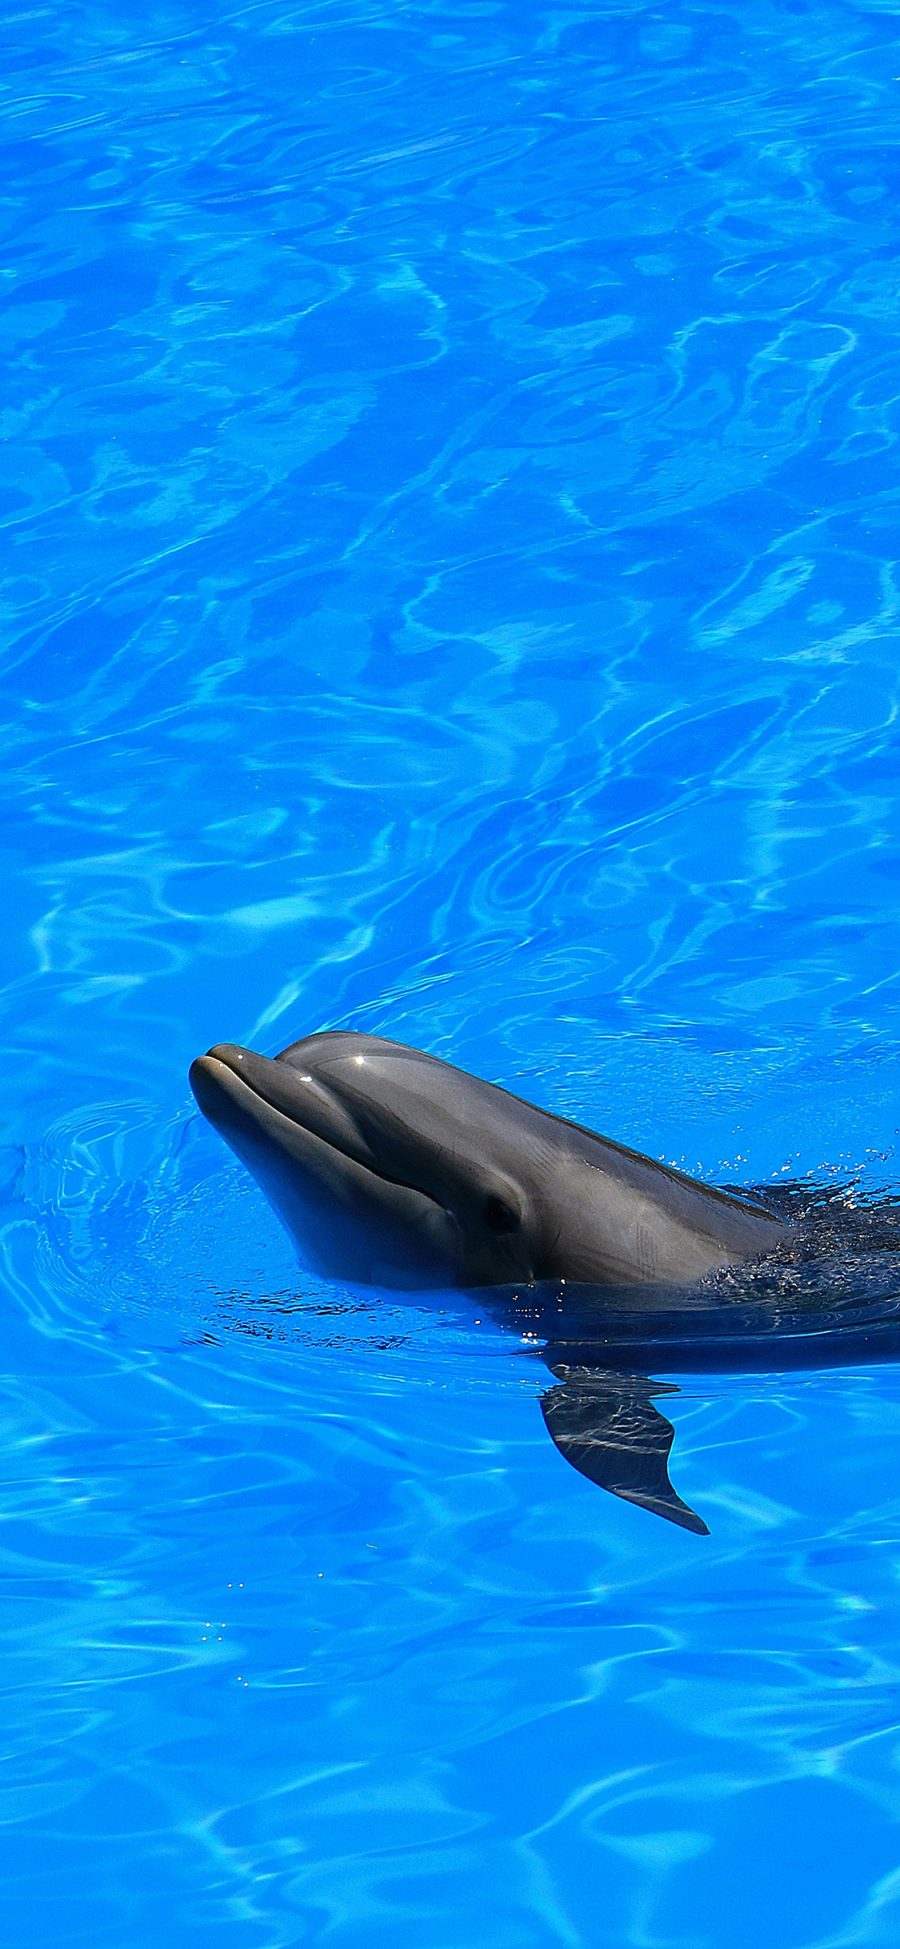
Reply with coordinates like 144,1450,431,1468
540,1367,708,1535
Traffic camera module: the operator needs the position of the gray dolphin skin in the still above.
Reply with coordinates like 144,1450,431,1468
190,1030,810,1536
189,1031,788,1290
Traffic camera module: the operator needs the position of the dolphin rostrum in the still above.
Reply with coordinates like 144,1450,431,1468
189,1032,898,1535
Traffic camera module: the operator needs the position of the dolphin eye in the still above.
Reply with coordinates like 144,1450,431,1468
484,1195,518,1234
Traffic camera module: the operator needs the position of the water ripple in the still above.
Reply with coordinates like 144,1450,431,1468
4,0,900,1943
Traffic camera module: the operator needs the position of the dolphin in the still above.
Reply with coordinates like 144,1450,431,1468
189,1032,789,1289
189,1031,900,1535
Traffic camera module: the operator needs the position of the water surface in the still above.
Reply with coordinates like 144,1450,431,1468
4,1,900,1943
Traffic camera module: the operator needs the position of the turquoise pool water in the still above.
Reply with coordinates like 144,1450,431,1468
5,0,900,1942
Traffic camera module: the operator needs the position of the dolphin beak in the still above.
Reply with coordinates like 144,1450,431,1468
188,1043,398,1181
189,1046,268,1132
188,1048,234,1113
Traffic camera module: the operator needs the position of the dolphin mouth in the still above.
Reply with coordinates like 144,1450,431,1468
189,1043,443,1209
191,1044,360,1153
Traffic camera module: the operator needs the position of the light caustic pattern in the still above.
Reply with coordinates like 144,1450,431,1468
3,1,900,1945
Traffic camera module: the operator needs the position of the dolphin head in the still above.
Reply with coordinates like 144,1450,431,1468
189,1031,545,1288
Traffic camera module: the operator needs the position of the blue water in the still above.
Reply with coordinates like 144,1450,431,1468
5,0,900,1941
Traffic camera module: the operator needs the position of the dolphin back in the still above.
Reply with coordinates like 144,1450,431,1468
528,1108,791,1286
